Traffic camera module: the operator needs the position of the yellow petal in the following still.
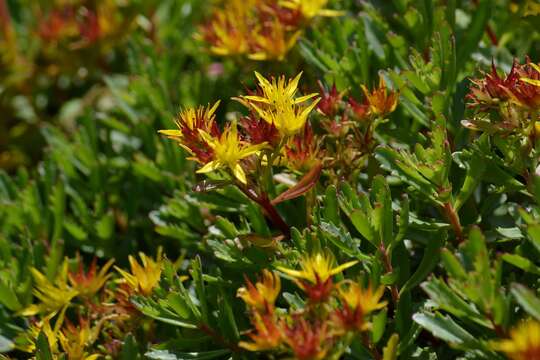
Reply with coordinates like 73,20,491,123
529,62,540,74
198,130,217,148
294,92,319,104
197,160,221,174
329,260,359,276
208,100,221,116
521,77,540,87
286,72,303,97
248,52,269,61
276,266,307,280
255,71,272,89
232,163,247,184
318,9,346,17
158,130,183,137
242,95,271,104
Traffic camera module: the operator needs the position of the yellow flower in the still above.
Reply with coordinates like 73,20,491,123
237,270,281,313
238,312,282,352
158,101,221,164
278,251,359,302
68,257,114,298
59,318,101,360
17,309,65,354
115,249,163,296
242,72,320,137
337,281,387,315
492,319,540,360
361,75,399,117
248,22,301,61
197,121,267,184
200,0,254,57
279,0,344,19
159,101,220,140
21,261,78,317
278,251,358,284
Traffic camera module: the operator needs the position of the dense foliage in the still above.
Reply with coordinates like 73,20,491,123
2,0,540,359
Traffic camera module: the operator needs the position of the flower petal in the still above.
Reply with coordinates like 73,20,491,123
197,160,221,174
232,163,247,184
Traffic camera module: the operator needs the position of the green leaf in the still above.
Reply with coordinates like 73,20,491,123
412,312,478,345
324,185,340,225
298,41,330,72
245,202,271,236
394,194,409,245
440,248,467,280
453,151,485,212
214,217,238,239
362,14,385,59
64,218,88,241
421,278,490,327
511,283,540,320
145,349,231,360
319,222,370,261
495,227,523,239
0,280,21,311
372,175,394,247
350,210,375,244
502,254,540,275
35,332,53,360
121,334,140,360
191,256,208,323
96,213,115,240
49,181,65,244
456,0,491,70
164,293,192,320
372,309,388,344
218,290,240,342
400,232,445,295
525,223,540,253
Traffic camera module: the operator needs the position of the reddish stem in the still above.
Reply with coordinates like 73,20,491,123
362,332,382,360
472,0,498,46
237,183,291,239
0,0,11,33
443,202,464,243
380,245,399,305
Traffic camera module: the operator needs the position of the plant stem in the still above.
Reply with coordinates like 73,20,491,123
442,201,464,242
237,183,291,239
0,0,11,31
258,193,291,239
362,332,382,360
380,245,399,306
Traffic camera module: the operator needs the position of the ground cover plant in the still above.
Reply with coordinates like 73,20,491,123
1,0,540,359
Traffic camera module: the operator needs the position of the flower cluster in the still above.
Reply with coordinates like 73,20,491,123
160,72,400,185
199,0,341,61
160,72,320,185
37,0,132,50
237,251,387,359
466,58,540,135
15,251,165,358
159,72,400,237
316,75,399,180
